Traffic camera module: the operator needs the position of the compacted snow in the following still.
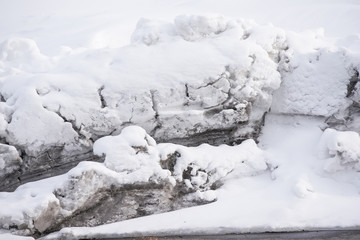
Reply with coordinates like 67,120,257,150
0,0,360,239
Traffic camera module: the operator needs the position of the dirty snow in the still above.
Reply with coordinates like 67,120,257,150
0,126,269,235
0,0,360,239
42,115,360,239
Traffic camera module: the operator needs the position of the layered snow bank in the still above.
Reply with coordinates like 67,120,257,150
0,15,288,190
0,15,285,152
1,14,359,191
0,9,360,238
42,115,360,240
0,126,269,235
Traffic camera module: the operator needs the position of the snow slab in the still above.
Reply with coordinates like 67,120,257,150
42,114,360,239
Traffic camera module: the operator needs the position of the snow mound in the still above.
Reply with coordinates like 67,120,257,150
94,126,269,197
174,15,228,41
318,128,360,172
132,15,235,44
158,139,268,192
0,15,288,190
0,38,53,72
0,15,286,156
94,125,169,181
131,18,176,45
0,126,269,234
40,115,360,240
271,30,352,116
0,144,21,177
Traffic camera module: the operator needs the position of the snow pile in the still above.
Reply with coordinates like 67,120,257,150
0,2,359,238
318,128,360,172
94,126,167,180
94,125,268,200
0,162,119,235
0,126,269,234
324,34,360,133
129,15,286,142
0,38,53,73
0,144,21,177
271,30,353,116
157,139,268,200
0,15,290,191
0,15,286,156
42,115,360,240
0,15,288,190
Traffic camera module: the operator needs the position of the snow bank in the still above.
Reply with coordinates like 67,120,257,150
0,15,288,191
41,115,360,240
318,128,360,172
0,15,285,156
0,126,269,235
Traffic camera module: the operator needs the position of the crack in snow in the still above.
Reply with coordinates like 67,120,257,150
97,85,107,108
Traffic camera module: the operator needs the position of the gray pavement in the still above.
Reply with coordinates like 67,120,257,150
100,230,360,240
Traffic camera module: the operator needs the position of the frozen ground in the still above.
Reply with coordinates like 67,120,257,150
0,0,360,239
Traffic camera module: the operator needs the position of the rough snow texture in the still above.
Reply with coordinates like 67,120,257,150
271,30,352,117
0,126,268,236
40,115,360,240
325,36,360,133
1,7,360,239
0,144,21,179
318,128,360,172
0,16,287,190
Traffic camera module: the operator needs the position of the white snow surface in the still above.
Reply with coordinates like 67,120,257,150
0,0,359,55
43,115,360,239
318,128,360,173
0,231,33,240
0,0,360,238
0,14,286,154
0,1,359,154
